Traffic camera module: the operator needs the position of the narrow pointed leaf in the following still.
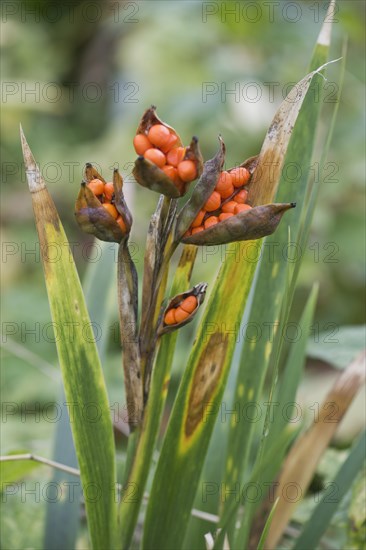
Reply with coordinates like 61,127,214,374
221,6,337,545
44,241,117,550
20,128,117,550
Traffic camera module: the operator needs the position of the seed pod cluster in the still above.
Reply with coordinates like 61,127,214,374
75,164,132,243
184,167,252,237
158,283,208,335
133,107,203,198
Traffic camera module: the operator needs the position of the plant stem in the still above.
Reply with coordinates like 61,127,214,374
0,454,80,477
117,241,143,430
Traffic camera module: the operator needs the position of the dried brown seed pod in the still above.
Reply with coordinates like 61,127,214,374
75,165,132,243
180,202,296,246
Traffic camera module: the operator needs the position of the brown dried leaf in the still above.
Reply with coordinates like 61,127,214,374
264,350,366,549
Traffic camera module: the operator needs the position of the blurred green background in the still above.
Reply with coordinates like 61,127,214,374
1,1,365,548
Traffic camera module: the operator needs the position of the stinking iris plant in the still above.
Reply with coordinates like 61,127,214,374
75,105,295,425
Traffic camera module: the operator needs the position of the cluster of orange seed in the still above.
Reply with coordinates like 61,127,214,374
87,179,127,233
164,295,198,326
133,124,197,194
185,167,251,236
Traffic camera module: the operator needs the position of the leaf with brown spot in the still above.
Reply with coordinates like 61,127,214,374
143,61,335,550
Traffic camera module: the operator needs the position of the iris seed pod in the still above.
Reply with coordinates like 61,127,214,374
75,164,132,243
181,202,296,246
132,106,203,198
176,136,296,246
175,137,259,242
158,282,208,335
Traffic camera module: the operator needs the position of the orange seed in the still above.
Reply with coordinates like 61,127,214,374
144,148,166,168
103,203,118,219
215,171,234,199
234,189,248,204
230,167,250,187
88,178,104,196
180,295,197,313
191,209,205,228
177,160,197,182
234,203,252,214
164,309,177,325
167,147,186,167
174,307,190,323
221,201,237,214
219,212,234,222
116,215,127,233
204,191,221,212
148,124,171,148
204,216,219,229
104,182,114,202
133,134,152,155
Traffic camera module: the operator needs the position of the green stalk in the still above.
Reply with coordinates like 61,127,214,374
119,245,197,548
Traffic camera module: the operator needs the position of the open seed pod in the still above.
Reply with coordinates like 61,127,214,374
158,282,208,335
175,136,295,246
132,106,203,198
181,202,296,246
75,164,132,243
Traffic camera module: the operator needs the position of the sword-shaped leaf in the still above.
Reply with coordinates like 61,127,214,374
20,128,117,550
